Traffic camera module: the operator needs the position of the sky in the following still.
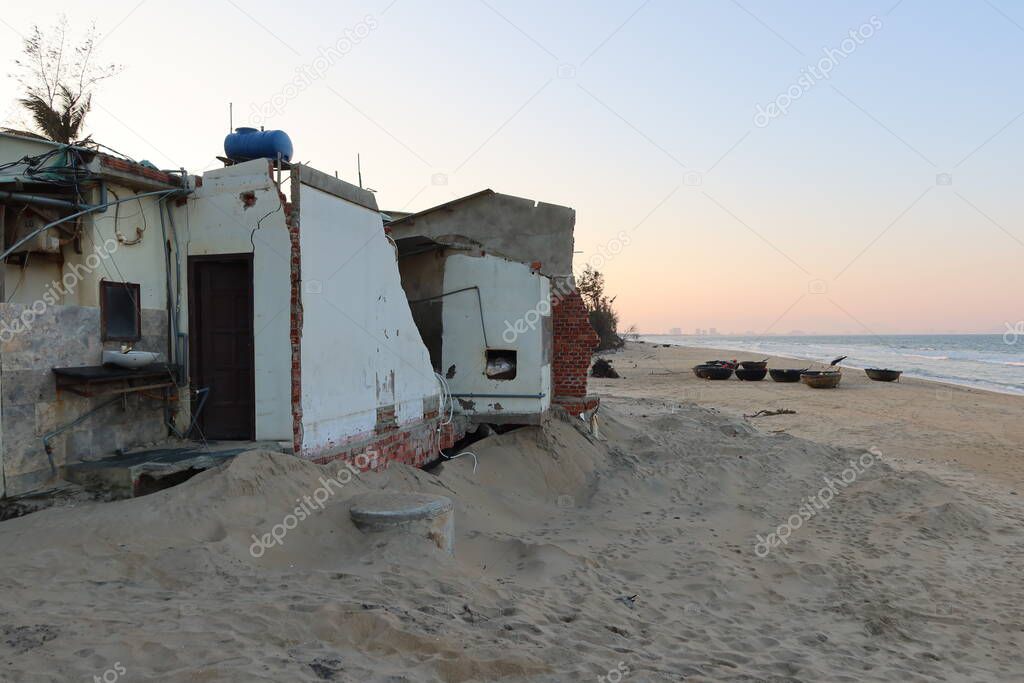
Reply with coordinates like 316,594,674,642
1,0,1022,335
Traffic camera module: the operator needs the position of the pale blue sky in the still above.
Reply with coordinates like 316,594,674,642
1,1,1022,334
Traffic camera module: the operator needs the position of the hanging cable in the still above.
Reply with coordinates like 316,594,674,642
433,372,478,473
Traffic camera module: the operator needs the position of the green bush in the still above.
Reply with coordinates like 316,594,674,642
576,266,624,352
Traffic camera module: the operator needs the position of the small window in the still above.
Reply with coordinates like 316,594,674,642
485,349,517,380
100,281,141,342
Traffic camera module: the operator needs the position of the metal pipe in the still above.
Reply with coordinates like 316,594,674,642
158,196,176,368
0,191,87,210
407,286,489,347
449,392,546,399
164,199,184,361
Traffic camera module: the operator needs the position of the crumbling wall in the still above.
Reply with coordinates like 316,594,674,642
396,249,446,369
0,304,170,496
439,253,552,422
292,166,443,464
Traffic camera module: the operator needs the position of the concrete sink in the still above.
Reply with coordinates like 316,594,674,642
102,349,160,369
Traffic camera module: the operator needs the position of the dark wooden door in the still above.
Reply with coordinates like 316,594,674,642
189,255,255,440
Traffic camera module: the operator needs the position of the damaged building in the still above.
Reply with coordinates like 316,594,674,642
0,128,597,502
387,190,599,423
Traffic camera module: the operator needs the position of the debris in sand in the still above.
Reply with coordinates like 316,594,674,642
615,594,638,609
591,358,620,378
744,409,798,418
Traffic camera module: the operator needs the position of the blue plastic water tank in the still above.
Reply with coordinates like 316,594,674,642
224,127,294,162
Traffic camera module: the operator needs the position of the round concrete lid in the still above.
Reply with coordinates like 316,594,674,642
349,492,454,525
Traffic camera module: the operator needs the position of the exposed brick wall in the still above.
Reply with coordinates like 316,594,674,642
306,412,464,472
552,289,599,400
553,396,600,416
286,170,303,455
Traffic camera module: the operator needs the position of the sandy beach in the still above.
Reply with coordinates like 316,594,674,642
1,342,1023,680
595,341,1024,494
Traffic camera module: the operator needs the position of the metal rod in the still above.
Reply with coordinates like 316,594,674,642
449,392,546,399
41,396,124,472
407,286,490,347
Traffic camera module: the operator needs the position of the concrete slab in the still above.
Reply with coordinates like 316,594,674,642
349,492,455,555
62,441,288,498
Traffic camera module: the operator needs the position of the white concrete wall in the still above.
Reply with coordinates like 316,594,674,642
182,160,292,441
297,184,437,455
441,254,551,417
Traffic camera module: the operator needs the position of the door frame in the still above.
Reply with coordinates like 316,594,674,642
187,253,256,440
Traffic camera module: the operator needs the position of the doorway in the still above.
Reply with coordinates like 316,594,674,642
188,254,256,440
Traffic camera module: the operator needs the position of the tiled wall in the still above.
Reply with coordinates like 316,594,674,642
0,304,172,495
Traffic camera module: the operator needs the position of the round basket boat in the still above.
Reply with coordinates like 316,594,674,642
769,368,804,383
800,370,842,389
694,364,733,380
865,368,902,382
735,367,768,381
739,360,768,370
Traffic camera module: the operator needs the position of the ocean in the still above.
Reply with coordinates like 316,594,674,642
640,333,1024,396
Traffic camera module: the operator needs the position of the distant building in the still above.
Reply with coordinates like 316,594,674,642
669,327,682,335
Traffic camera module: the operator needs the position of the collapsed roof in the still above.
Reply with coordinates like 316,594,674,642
385,190,575,279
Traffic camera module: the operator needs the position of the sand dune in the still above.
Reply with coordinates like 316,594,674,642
2,382,1023,681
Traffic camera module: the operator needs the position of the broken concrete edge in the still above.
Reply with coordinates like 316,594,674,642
294,164,377,212
61,453,230,497
61,444,290,498
386,190,576,278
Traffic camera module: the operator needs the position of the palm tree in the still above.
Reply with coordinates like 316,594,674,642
19,85,91,144
11,17,118,144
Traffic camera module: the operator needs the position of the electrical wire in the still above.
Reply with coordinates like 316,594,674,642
433,372,478,473
7,251,30,301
